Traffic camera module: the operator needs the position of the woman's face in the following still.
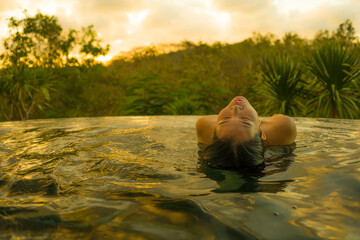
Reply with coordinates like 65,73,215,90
215,96,260,143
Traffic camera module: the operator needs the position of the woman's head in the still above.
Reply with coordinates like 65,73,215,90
201,96,265,170
216,96,261,143
202,131,264,170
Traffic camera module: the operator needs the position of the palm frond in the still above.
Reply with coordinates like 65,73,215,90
307,41,360,118
259,53,305,116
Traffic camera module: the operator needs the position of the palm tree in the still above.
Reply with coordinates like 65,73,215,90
307,41,360,118
259,53,305,116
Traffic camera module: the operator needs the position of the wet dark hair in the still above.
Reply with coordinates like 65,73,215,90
200,130,264,170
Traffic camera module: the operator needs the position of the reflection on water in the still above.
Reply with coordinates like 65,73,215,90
0,116,359,239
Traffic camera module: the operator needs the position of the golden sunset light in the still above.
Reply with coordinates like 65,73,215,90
0,1,359,238
0,0,359,62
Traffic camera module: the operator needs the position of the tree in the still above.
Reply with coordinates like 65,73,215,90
0,11,109,121
1,12,78,67
334,19,356,44
313,19,357,46
0,65,53,120
120,73,170,115
80,25,110,65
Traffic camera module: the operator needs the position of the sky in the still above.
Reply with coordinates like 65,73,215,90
0,0,359,62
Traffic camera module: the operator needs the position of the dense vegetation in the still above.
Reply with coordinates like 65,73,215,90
0,12,359,121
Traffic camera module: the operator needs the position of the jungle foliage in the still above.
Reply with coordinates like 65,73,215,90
0,12,359,121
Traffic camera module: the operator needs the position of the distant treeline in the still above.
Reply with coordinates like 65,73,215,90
0,12,359,121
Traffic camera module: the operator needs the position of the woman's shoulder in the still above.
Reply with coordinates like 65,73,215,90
196,115,217,145
274,115,296,133
261,114,296,146
196,115,217,130
263,114,295,125
265,114,292,120
196,115,217,122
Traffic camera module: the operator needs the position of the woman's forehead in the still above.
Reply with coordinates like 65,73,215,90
216,122,257,141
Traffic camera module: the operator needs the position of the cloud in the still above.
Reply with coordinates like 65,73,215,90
140,0,231,43
0,0,360,59
0,0,22,12
75,0,144,14
274,1,360,38
226,0,360,41
142,1,180,29
213,0,272,13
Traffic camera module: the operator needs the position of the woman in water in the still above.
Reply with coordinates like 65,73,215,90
196,96,296,170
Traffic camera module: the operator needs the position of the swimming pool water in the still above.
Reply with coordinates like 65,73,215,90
0,116,359,239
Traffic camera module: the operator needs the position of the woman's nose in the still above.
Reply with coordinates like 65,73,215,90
231,105,243,114
232,104,243,110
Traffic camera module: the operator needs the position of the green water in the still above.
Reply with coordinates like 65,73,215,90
0,116,359,239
